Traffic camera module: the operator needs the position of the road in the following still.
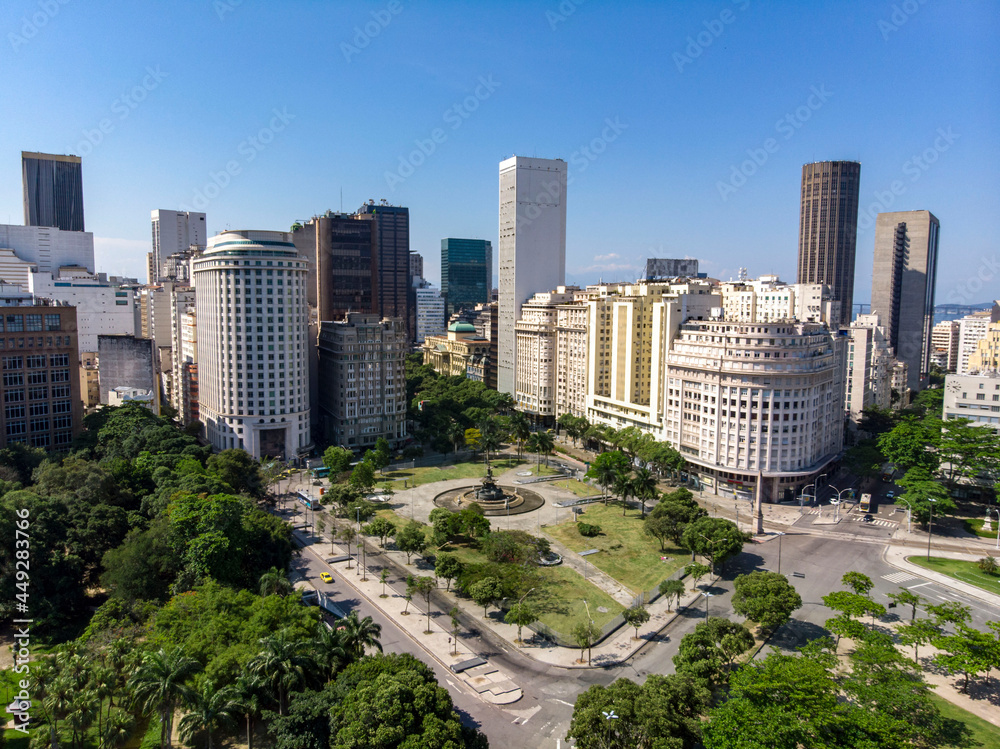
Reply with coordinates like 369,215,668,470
277,472,997,749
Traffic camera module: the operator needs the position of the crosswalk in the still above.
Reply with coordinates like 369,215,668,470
883,571,920,584
850,515,896,528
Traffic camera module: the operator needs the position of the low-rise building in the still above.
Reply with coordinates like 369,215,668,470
422,321,491,379
108,386,154,409
944,371,1000,432
317,313,408,450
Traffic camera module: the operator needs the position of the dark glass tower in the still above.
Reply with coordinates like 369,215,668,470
796,161,861,326
441,238,492,316
356,201,412,339
22,152,85,232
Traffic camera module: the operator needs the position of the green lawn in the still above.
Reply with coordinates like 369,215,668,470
382,457,523,488
929,693,1000,749
962,517,1000,541
550,479,600,498
2,668,29,749
545,504,688,594
907,556,1000,596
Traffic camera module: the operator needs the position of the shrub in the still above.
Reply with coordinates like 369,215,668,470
578,522,602,537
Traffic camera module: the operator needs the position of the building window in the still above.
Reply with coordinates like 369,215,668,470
5,421,26,436
4,405,24,419
45,314,61,331
5,316,23,332
28,387,47,401
3,356,23,370
25,315,42,332
26,355,45,368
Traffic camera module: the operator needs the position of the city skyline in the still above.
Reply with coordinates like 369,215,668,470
1,1,996,306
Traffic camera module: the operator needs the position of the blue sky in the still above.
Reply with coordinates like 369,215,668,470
1,0,996,308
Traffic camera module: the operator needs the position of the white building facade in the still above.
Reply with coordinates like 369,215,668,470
497,156,567,395
193,230,311,461
943,372,1000,432
555,299,589,419
0,224,95,278
844,314,893,424
151,210,206,283
28,270,138,352
514,287,577,425
958,305,1000,374
414,281,446,343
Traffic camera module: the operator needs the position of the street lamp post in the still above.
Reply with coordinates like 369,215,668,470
703,591,713,618
830,486,852,522
897,498,914,534
926,498,938,561
776,531,785,575
991,508,1000,550
734,501,739,533
800,483,815,513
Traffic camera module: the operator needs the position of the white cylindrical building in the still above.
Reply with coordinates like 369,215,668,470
193,230,311,461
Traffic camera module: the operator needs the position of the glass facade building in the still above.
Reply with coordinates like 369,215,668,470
441,238,492,316
22,152,85,232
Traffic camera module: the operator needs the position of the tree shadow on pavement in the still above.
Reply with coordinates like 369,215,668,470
766,618,833,653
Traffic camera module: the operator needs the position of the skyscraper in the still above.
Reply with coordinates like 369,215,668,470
796,160,861,325
441,238,492,316
294,212,378,323
356,201,412,338
22,152,84,232
870,210,940,391
497,157,567,395
151,210,206,282
193,230,311,460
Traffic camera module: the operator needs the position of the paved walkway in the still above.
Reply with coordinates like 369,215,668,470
882,545,1000,608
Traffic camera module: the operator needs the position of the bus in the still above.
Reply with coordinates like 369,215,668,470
881,464,896,482
312,466,330,479
859,493,873,513
297,490,321,510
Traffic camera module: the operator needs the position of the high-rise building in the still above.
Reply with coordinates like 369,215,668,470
97,335,157,410
151,210,206,283
357,201,412,340
796,160,861,326
409,252,423,282
293,211,378,320
317,313,407,449
720,276,839,326
441,238,493,316
930,320,961,372
22,152,84,232
870,210,940,391
193,230,311,460
0,224,95,280
555,297,589,419
958,304,1000,374
514,287,578,426
498,156,567,395
414,281,445,343
844,314,893,425
0,301,82,450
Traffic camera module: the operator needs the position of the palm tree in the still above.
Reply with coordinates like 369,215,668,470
90,665,116,744
39,673,73,749
66,689,98,749
447,421,466,454
613,467,635,516
632,465,658,518
258,567,293,597
338,610,384,660
247,633,314,716
534,429,555,467
478,417,504,467
232,676,267,749
102,708,135,749
128,647,200,749
509,412,532,461
178,681,240,749
312,620,348,681
594,459,617,506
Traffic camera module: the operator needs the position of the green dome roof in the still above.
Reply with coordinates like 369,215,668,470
449,322,476,333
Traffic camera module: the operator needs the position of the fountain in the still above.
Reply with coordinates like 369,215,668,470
433,464,546,516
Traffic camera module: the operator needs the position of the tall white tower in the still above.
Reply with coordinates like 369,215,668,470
193,230,311,461
152,210,207,282
497,156,567,395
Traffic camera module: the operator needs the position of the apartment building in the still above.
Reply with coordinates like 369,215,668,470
555,297,589,419
844,314,893,424
943,372,1000,433
930,320,961,372
514,287,578,426
317,313,407,449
